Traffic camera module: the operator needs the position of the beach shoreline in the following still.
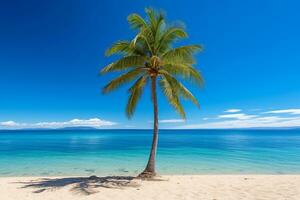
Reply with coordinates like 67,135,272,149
1,175,300,200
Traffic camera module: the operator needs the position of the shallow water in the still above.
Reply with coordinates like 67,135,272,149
0,129,300,176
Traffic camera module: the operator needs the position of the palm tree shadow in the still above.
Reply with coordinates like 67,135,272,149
17,175,139,195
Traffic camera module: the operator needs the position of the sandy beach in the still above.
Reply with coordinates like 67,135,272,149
1,175,300,200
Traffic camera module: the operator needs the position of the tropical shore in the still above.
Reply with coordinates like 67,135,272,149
1,175,300,200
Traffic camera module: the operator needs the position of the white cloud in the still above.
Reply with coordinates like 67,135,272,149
178,116,300,129
177,108,300,129
224,109,241,113
218,113,257,120
264,109,300,115
159,119,185,123
0,118,116,129
0,121,19,127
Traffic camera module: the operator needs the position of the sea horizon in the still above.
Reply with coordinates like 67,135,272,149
1,127,300,131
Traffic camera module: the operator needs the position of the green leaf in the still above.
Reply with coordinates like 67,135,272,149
105,40,147,56
159,77,186,118
161,64,204,86
157,27,188,54
131,27,155,55
126,76,148,118
102,68,145,94
127,13,147,29
101,56,146,74
105,41,132,56
160,70,200,108
162,45,203,64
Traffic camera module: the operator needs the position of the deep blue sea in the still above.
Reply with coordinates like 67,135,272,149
0,129,300,177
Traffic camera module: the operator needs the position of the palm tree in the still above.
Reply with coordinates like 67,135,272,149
101,8,204,178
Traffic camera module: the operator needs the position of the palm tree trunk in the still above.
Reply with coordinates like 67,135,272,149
138,76,158,178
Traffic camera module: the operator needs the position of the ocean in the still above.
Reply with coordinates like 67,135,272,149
0,129,300,177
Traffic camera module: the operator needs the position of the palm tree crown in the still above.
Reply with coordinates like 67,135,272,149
101,8,204,119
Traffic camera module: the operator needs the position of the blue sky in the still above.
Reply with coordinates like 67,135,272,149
0,0,300,129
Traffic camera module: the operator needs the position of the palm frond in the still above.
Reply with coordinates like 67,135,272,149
162,45,203,64
131,27,154,55
159,77,186,118
153,13,165,52
126,75,148,118
105,41,132,56
127,13,147,29
159,70,199,108
102,68,145,94
101,55,146,74
161,64,204,86
157,27,187,54
144,8,165,47
145,8,157,30
105,40,147,56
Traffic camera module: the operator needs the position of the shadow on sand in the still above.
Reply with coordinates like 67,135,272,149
17,175,139,195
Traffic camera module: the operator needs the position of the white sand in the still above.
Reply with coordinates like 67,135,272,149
1,175,300,200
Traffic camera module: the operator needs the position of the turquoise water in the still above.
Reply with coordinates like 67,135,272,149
0,129,300,176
